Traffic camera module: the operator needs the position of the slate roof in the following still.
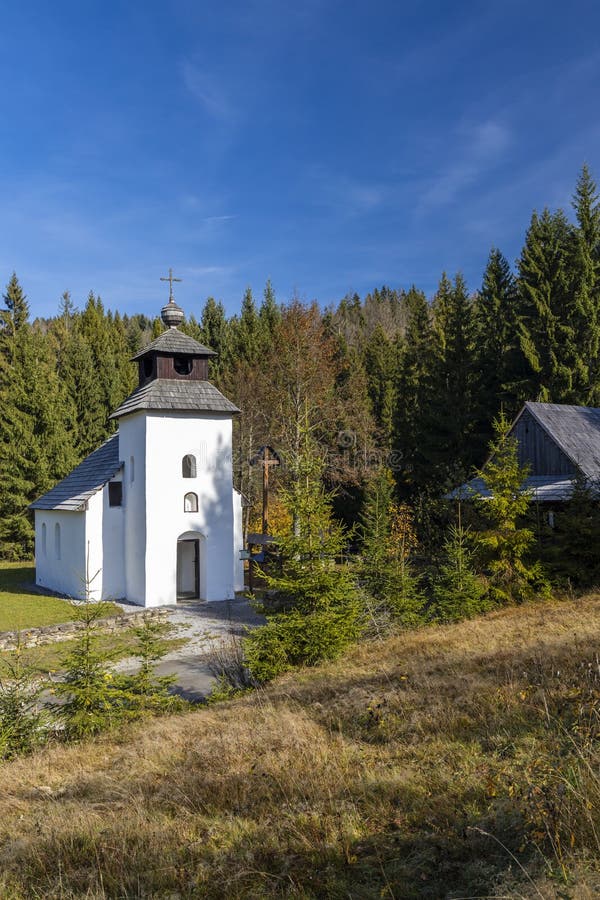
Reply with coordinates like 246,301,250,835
110,379,240,419
131,328,216,360
522,401,600,477
30,434,121,511
449,475,578,503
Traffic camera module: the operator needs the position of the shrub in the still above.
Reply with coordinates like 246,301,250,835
117,617,186,715
431,524,489,623
54,598,126,739
359,468,427,628
0,643,46,758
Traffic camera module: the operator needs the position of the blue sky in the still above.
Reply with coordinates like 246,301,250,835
1,0,599,320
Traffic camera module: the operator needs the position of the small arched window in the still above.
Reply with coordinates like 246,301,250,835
184,492,198,513
182,454,197,478
54,523,61,560
42,522,47,556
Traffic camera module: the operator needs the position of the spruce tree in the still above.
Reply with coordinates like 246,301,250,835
517,208,577,402
231,286,260,365
363,324,396,447
424,273,479,486
543,474,600,588
360,467,426,627
244,415,363,682
393,286,433,495
571,166,600,402
476,412,550,604
259,279,281,349
0,276,39,557
474,248,523,431
431,523,488,623
0,272,29,360
199,296,230,379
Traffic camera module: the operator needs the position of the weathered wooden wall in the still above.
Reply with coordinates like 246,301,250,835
513,409,575,475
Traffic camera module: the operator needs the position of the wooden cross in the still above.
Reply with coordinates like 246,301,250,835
160,267,182,302
250,445,281,536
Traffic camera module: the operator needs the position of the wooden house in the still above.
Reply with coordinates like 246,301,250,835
454,401,600,503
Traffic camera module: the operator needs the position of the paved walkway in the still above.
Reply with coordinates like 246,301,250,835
113,598,265,702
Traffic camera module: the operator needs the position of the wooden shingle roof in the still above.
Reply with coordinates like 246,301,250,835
110,379,240,419
131,329,216,360
30,434,121,511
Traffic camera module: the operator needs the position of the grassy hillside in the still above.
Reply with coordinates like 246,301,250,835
1,597,600,898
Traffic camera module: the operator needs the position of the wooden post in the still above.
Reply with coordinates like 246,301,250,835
248,543,254,593
263,446,270,536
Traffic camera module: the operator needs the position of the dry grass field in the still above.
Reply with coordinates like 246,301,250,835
0,596,599,898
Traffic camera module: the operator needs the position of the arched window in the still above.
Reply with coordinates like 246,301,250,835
182,454,197,478
184,492,198,513
42,522,47,556
54,523,61,560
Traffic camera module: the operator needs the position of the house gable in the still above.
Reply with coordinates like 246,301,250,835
512,408,577,477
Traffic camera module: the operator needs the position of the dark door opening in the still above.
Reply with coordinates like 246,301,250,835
177,538,200,600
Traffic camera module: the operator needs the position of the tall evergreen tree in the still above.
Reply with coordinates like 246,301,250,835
199,296,230,378
393,286,433,495
231,287,260,365
364,323,396,447
571,165,600,402
474,248,522,421
0,277,39,557
259,279,281,348
424,273,479,486
517,208,577,402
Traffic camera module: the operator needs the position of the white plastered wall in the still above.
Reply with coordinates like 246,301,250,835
233,488,244,592
142,411,236,606
34,509,86,599
85,477,125,601
117,413,147,605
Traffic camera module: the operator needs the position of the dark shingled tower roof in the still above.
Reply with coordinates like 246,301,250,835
130,329,216,360
30,434,121,511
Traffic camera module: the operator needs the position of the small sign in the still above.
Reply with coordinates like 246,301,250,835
239,549,251,560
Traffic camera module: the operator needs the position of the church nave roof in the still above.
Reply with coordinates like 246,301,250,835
30,434,121,511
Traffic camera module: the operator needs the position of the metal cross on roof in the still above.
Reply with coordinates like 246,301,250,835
160,267,182,302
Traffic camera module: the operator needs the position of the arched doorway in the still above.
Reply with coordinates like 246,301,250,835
176,532,206,601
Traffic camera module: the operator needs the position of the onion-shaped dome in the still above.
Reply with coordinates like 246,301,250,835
161,299,185,329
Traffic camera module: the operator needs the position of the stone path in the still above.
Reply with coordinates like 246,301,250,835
112,598,265,701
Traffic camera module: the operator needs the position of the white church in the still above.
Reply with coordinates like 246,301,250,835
31,290,244,606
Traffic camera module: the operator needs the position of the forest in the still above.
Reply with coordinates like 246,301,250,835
1,165,600,567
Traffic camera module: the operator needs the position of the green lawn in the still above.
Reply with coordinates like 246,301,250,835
0,561,121,631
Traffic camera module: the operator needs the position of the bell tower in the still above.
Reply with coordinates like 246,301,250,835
109,272,241,607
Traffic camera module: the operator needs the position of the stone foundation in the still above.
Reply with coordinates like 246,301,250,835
0,608,170,651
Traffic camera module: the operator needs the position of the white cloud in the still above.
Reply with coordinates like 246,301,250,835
417,119,512,213
180,61,237,122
